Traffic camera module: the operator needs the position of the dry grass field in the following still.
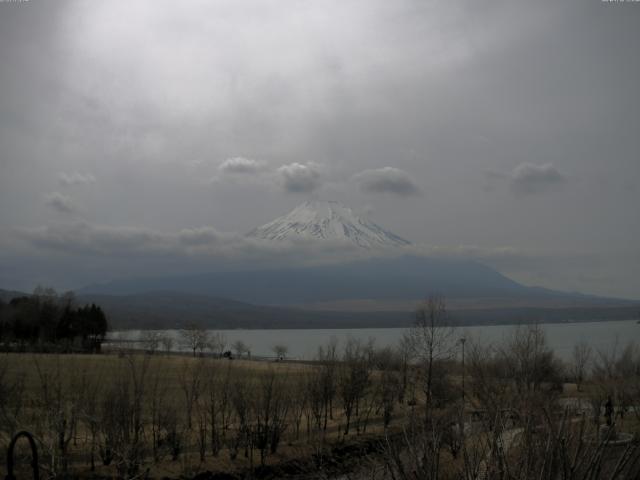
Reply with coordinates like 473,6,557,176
0,350,410,479
1,323,639,480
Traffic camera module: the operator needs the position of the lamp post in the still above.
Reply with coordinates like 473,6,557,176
460,337,466,405
458,337,467,450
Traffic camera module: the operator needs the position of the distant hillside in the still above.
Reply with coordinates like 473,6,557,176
0,289,28,302
77,291,409,329
2,288,638,329
70,292,640,329
79,255,627,307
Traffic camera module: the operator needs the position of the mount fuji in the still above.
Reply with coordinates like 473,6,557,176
247,200,410,248
78,201,634,327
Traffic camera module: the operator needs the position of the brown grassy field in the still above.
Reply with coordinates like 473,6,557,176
2,325,639,480
0,351,409,479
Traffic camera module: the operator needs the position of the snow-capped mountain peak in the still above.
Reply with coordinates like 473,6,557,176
247,200,410,248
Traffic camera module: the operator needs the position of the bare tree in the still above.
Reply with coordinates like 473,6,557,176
148,366,169,463
229,372,251,460
205,363,228,456
0,356,25,443
571,340,592,391
315,338,339,431
98,354,151,478
592,340,640,427
209,332,227,357
338,338,371,435
500,324,561,395
160,333,174,354
179,358,205,429
140,330,162,354
232,339,248,358
409,295,456,420
384,329,640,480
396,335,414,404
307,368,325,433
272,344,289,360
32,355,83,476
180,323,210,357
252,369,291,465
289,373,309,440
375,351,402,430
615,342,640,425
79,371,103,471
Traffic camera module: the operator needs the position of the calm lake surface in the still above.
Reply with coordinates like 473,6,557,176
110,319,640,361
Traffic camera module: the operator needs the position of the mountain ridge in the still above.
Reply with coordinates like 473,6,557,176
77,202,631,306
78,254,623,306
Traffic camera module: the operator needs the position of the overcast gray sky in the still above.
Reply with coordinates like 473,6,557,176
1,0,639,299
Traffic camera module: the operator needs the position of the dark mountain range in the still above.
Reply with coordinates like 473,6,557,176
79,254,612,306
78,202,628,307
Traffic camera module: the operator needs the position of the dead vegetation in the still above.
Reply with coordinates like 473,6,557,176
0,299,639,479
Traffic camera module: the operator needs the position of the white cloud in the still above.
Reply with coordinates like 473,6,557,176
210,160,325,193
510,163,566,194
218,157,268,174
277,162,323,193
44,192,76,213
58,172,96,186
353,167,421,196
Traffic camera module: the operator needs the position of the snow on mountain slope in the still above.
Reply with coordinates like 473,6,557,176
247,200,410,248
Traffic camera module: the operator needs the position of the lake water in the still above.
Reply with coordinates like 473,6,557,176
109,319,640,361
